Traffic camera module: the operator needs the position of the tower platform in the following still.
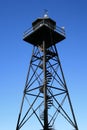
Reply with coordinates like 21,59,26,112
23,17,66,48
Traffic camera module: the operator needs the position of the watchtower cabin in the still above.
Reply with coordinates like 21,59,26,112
23,14,65,48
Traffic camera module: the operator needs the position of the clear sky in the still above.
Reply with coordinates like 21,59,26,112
0,0,87,130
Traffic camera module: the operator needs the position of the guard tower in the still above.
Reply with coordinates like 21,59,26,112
16,13,78,130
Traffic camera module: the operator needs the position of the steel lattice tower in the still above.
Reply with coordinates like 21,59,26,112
16,13,78,130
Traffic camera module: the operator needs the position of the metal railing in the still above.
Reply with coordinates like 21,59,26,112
23,20,66,39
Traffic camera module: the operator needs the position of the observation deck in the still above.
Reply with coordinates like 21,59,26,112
23,17,66,48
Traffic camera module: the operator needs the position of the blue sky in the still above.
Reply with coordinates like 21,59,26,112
0,0,87,130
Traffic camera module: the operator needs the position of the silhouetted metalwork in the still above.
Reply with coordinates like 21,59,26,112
16,14,78,130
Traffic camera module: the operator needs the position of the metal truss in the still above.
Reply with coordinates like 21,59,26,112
16,43,78,130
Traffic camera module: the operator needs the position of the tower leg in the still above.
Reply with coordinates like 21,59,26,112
54,46,79,130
